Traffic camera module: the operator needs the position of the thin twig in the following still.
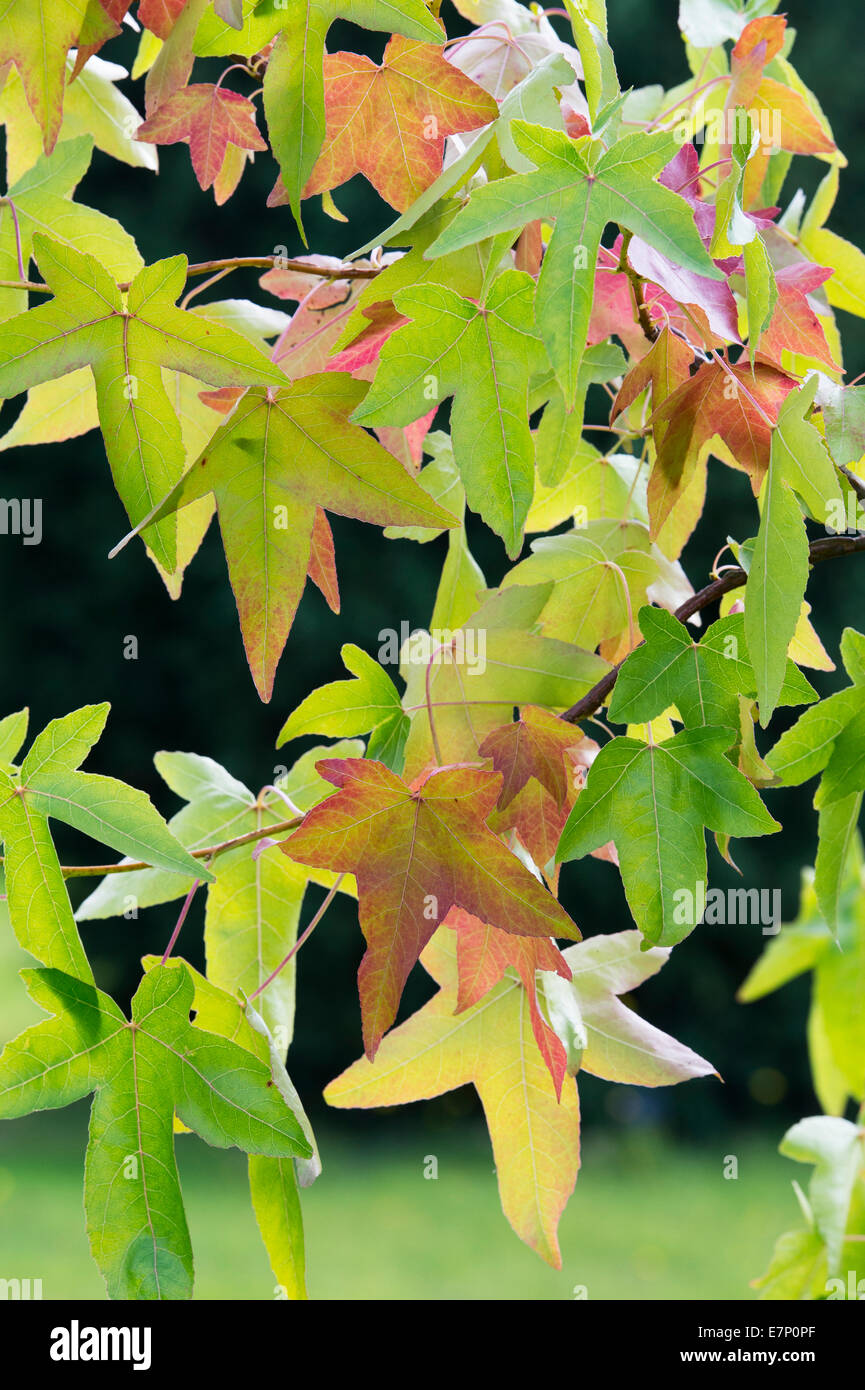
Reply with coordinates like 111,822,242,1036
0,253,382,298
0,815,304,880
249,874,345,1000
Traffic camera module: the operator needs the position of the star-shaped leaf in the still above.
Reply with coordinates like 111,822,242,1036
0,0,90,153
0,704,208,982
0,961,311,1298
427,122,722,406
278,643,409,771
325,925,714,1265
768,625,865,816
254,0,446,230
478,704,591,811
281,757,581,1057
282,36,497,213
609,607,817,730
0,236,286,572
118,374,456,700
646,359,798,535
137,84,266,192
558,726,780,946
353,269,547,556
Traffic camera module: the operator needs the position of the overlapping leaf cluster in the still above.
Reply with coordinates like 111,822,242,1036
0,0,864,1296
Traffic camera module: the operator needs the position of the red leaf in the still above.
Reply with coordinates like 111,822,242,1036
138,0,188,40
479,705,594,811
137,84,266,191
647,359,798,532
281,759,581,1057
757,262,839,369
307,507,340,614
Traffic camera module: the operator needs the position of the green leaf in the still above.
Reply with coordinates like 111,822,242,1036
121,374,455,699
499,521,666,651
0,136,142,322
0,704,206,980
0,962,311,1298
752,1228,828,1301
427,122,721,407
557,726,780,946
743,231,777,364
608,607,816,729
249,1155,307,1300
278,644,409,772
353,270,545,557
767,629,865,805
563,0,619,124
780,1116,865,1276
0,236,286,573
739,842,865,1112
745,401,811,725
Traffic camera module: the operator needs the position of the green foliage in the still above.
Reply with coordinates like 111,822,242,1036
0,0,863,1301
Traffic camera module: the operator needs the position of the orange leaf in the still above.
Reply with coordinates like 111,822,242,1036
297,36,498,212
281,758,580,1057
138,84,266,191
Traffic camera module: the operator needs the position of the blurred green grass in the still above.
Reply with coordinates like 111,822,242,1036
0,1111,799,1300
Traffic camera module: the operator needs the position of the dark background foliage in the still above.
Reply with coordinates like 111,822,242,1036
0,0,861,1143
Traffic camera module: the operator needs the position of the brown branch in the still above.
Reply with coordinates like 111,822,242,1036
618,229,659,345
561,532,865,726
0,254,382,297
0,816,302,881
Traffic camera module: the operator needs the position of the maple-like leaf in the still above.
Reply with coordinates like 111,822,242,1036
0,704,208,983
756,263,839,370
76,743,361,1048
558,727,780,946
119,374,456,700
427,122,722,406
477,706,610,887
0,236,286,572
353,269,547,556
277,36,496,213
0,0,90,153
478,704,591,811
137,84,266,192
609,608,817,731
281,757,581,1057
0,962,310,1298
768,627,865,821
326,925,714,1265
251,0,445,229
278,643,409,771
499,518,675,654
645,359,798,535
